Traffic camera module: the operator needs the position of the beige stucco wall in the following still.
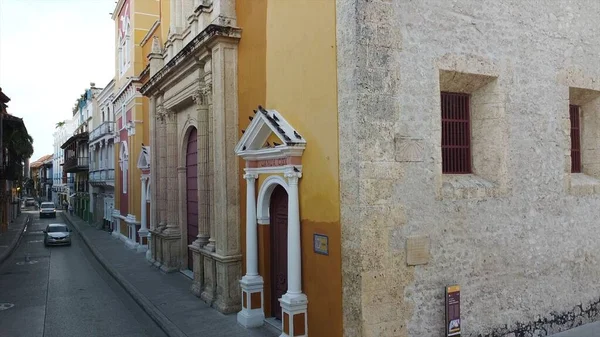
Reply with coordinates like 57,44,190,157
337,1,600,336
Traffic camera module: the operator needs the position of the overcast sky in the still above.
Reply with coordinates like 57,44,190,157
0,0,115,162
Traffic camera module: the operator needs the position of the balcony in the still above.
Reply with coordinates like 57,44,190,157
90,121,115,143
64,156,89,173
89,169,115,186
77,181,89,193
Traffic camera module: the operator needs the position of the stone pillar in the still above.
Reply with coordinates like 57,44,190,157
192,86,209,248
177,166,186,257
280,171,308,337
204,59,216,253
210,41,242,314
170,0,177,32
158,104,168,232
237,172,264,327
137,176,148,252
161,109,181,273
148,96,157,263
190,244,205,298
164,109,179,235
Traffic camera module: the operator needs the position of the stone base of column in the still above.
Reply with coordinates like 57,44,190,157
279,293,308,337
200,254,217,305
159,233,181,273
237,275,265,328
137,228,149,253
214,257,242,314
154,234,163,268
189,244,205,297
146,232,154,263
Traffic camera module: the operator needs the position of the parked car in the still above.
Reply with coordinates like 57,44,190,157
39,202,56,218
43,224,72,246
25,197,36,206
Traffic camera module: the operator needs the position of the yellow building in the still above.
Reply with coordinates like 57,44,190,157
139,1,342,336
111,0,160,250
235,2,342,336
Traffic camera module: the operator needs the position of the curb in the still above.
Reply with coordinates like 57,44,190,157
0,214,31,266
61,213,188,337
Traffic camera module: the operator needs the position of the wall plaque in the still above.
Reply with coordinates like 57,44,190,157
313,234,329,255
445,285,461,337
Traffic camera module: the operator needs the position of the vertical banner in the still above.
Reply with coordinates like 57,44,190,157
446,285,461,336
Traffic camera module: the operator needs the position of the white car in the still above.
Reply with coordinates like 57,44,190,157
39,202,57,218
43,224,72,246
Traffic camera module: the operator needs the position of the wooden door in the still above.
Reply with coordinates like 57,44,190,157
270,185,288,320
186,128,198,270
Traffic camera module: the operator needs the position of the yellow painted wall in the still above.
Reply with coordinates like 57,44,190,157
238,0,342,336
237,0,267,279
266,1,341,336
114,0,157,229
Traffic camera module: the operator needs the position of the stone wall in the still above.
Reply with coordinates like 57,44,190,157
336,0,600,336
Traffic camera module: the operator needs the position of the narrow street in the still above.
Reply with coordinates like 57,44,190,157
0,209,167,337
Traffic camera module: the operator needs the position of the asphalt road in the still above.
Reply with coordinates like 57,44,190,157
0,209,167,337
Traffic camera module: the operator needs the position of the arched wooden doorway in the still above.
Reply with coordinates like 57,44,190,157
270,185,288,320
186,128,198,270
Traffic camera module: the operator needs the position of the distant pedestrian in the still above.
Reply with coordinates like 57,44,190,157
68,204,73,216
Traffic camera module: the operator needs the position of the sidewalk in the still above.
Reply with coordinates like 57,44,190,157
0,212,31,266
62,212,279,337
550,321,600,337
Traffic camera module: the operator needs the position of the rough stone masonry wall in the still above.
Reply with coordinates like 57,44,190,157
336,1,600,336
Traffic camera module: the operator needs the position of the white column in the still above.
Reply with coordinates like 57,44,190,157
237,172,264,328
244,173,258,276
138,176,148,252
285,172,302,294
280,171,308,337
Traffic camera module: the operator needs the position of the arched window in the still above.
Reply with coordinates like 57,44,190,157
119,141,129,194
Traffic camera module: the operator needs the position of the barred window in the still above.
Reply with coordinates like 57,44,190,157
441,92,471,174
570,104,581,173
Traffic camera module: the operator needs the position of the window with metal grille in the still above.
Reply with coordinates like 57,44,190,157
441,92,471,174
570,104,581,173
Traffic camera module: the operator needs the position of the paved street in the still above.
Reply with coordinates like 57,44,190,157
0,209,167,337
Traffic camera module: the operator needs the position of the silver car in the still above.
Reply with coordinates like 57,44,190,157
39,202,57,218
43,224,72,246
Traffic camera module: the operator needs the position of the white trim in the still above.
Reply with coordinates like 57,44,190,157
234,108,306,158
244,165,303,176
256,174,289,224
137,146,151,169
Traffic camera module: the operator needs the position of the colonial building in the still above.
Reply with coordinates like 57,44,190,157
140,0,243,316
52,119,76,207
110,0,157,251
0,88,32,231
61,86,100,221
41,156,53,202
29,160,42,198
336,1,600,336
29,154,52,200
140,1,343,336
89,80,116,229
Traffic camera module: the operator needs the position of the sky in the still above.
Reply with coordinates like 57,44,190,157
0,0,115,162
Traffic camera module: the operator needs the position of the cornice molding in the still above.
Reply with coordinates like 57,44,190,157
140,24,241,96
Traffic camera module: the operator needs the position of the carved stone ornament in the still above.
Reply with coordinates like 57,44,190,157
164,108,176,121
151,36,161,54
395,137,424,162
156,104,166,122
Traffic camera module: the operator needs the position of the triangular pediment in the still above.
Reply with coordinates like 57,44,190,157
137,145,150,169
235,106,306,159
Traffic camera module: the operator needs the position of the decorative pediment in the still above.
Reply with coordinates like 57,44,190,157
235,106,306,160
137,145,150,170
